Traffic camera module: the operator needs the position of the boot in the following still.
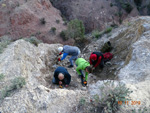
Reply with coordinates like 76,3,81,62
68,65,73,68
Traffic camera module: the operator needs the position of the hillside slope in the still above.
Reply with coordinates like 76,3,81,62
0,16,150,112
51,0,150,32
0,0,74,44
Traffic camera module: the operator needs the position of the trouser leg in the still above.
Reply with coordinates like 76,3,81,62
63,78,68,85
69,55,78,66
80,74,84,84
79,70,85,84
52,77,56,84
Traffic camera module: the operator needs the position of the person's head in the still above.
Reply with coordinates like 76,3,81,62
58,73,64,80
91,54,97,61
85,66,93,73
58,47,63,53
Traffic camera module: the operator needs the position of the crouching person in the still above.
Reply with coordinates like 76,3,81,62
52,67,71,88
89,52,113,69
57,45,81,68
75,58,92,87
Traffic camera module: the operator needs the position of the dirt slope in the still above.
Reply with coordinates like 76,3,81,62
0,0,74,44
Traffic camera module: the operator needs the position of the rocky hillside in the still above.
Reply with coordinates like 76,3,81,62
0,16,150,113
51,0,150,32
0,0,74,44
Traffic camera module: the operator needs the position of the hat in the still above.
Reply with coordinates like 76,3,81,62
58,47,63,52
91,54,97,60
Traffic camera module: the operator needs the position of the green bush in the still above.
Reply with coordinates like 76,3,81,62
50,27,56,35
56,19,60,24
10,77,26,90
92,30,103,38
76,81,132,113
134,0,142,6
147,3,150,15
104,27,112,34
0,77,26,100
79,97,86,106
110,3,113,7
60,31,68,41
96,81,132,113
0,73,5,81
24,37,42,46
1,86,10,99
66,19,85,40
40,18,46,25
0,36,12,54
122,3,133,13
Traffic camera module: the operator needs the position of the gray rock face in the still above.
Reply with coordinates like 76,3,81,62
86,16,150,111
118,17,150,83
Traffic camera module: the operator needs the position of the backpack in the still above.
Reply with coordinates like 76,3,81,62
103,52,113,62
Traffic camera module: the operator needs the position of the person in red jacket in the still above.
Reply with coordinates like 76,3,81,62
89,52,113,69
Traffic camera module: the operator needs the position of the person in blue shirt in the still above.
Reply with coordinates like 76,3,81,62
52,67,71,87
57,45,80,68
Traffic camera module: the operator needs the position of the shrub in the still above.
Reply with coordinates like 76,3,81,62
134,0,142,6
56,19,60,24
62,17,68,26
50,27,56,35
0,77,26,100
111,23,118,28
10,77,26,90
104,27,112,34
122,3,133,14
79,97,86,106
110,3,113,7
75,81,132,113
60,31,68,41
1,86,10,99
40,18,46,25
66,19,85,40
92,30,103,39
0,73,5,81
147,3,150,15
128,22,131,26
24,37,42,46
0,36,12,54
95,81,132,113
35,31,41,36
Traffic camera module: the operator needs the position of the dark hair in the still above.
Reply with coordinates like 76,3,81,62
86,66,93,73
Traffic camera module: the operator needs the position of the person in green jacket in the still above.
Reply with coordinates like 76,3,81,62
75,58,92,86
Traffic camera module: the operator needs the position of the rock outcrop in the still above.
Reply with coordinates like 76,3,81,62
0,40,87,113
84,16,150,111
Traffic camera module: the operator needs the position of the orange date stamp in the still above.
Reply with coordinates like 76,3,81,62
118,101,141,105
